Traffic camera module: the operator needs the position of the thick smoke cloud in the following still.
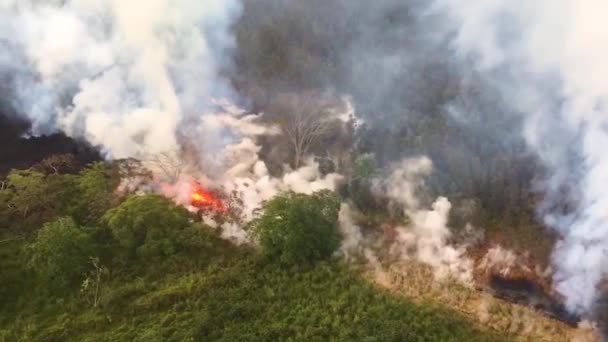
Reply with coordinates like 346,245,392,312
1,0,351,247
160,112,345,244
236,0,607,315
236,0,536,226
0,0,241,160
431,0,608,314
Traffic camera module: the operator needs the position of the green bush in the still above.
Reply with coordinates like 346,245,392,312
26,217,94,291
72,162,118,226
0,236,27,311
0,163,117,233
251,190,341,266
1,171,77,233
103,195,192,261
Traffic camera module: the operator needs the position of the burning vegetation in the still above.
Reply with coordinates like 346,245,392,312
190,184,226,213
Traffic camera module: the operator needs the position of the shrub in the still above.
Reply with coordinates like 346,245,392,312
103,195,192,261
2,171,77,233
251,190,341,266
27,217,93,290
0,163,117,234
72,162,118,226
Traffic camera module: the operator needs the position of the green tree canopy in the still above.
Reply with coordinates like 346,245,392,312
0,162,118,233
103,195,192,261
26,217,93,290
1,170,77,233
251,190,341,266
72,162,118,226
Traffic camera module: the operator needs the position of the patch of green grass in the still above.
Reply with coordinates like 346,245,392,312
0,242,506,342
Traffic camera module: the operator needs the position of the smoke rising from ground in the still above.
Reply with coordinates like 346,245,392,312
240,0,605,319
0,0,351,245
153,102,346,244
431,0,608,314
384,157,473,284
0,0,241,159
338,157,474,284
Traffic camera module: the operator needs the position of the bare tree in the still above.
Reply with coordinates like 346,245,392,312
81,257,106,308
145,151,189,183
35,154,78,174
273,93,343,169
113,158,153,195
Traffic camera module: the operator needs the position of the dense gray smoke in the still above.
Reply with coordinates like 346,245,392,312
236,0,535,222
236,0,608,316
0,0,352,247
431,0,608,314
0,0,241,161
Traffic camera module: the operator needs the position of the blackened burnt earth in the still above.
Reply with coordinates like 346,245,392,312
0,113,100,176
593,292,608,341
489,275,580,327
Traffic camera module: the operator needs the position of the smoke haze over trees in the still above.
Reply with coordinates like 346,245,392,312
234,0,542,247
0,0,538,230
234,0,608,318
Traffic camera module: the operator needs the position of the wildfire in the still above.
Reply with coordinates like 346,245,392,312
190,184,226,212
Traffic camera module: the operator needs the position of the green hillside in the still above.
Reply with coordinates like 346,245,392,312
0,164,505,341
0,238,504,342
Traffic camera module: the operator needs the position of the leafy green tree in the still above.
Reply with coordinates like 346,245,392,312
0,236,27,311
2,170,77,233
103,195,192,261
0,187,12,231
72,162,118,226
251,190,341,265
26,217,93,290
0,163,116,233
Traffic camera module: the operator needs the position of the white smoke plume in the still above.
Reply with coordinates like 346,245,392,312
338,203,366,262
478,245,521,278
0,0,241,159
156,104,346,245
478,245,551,283
384,157,473,284
0,0,351,246
431,0,608,314
336,157,474,284
337,203,394,286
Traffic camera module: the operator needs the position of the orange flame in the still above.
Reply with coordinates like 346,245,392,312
190,184,225,212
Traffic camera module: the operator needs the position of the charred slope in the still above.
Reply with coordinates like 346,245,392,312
0,113,100,176
489,275,580,327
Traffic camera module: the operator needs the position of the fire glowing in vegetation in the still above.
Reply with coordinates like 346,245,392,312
190,184,226,212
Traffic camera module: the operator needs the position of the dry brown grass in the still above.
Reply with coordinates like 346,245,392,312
362,260,600,342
